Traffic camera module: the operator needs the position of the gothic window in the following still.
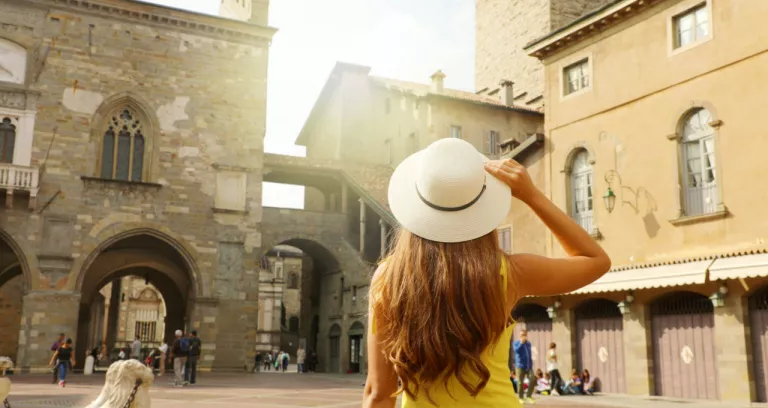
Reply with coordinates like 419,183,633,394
100,108,145,181
0,118,16,163
680,109,717,215
569,149,594,232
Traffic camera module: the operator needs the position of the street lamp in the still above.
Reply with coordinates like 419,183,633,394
603,187,616,214
547,299,562,319
618,291,634,315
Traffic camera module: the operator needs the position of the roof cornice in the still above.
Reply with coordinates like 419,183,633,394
25,0,277,44
526,0,664,60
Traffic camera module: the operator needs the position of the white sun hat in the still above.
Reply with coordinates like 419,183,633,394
388,138,511,243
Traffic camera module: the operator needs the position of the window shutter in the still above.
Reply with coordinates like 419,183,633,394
483,131,491,155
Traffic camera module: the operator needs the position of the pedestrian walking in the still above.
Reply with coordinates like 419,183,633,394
547,342,563,395
362,139,610,407
170,330,187,387
296,348,306,373
131,335,142,360
185,330,201,385
514,329,536,404
158,342,168,376
50,333,65,384
49,338,75,387
281,351,289,372
264,352,272,371
254,352,262,372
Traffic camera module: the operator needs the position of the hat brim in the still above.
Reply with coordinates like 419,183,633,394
388,150,512,243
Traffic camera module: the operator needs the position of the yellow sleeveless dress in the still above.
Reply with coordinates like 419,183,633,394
378,260,521,408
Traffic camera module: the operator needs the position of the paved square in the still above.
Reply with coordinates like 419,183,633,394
4,371,630,408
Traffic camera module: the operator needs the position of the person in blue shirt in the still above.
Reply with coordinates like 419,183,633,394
513,329,535,403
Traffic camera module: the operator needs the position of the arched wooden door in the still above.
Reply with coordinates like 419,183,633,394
651,292,718,400
329,324,341,373
750,286,768,402
511,304,553,372
575,299,626,393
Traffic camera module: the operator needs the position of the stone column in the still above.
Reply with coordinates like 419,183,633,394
17,291,80,373
623,302,652,396
188,297,220,371
105,280,121,351
714,295,752,402
379,220,387,256
340,182,348,214
359,199,366,253
551,308,575,376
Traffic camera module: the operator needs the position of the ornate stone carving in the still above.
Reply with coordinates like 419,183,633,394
0,91,25,109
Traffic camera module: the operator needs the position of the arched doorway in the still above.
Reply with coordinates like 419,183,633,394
575,298,626,393
329,323,342,373
348,321,365,373
74,232,198,368
0,231,28,363
750,285,768,402
511,303,553,372
651,291,718,400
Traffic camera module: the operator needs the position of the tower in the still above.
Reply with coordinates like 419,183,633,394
475,0,614,110
219,0,269,25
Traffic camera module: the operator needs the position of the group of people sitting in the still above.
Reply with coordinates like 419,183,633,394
512,368,596,396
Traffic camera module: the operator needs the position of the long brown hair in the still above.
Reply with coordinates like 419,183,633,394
369,228,512,403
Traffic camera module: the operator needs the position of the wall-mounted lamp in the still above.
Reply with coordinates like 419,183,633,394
603,187,616,214
710,282,728,308
618,291,634,315
547,299,562,319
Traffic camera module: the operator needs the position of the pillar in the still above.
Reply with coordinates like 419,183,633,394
623,302,652,395
551,308,575,376
359,198,366,253
341,182,348,214
714,294,752,402
105,280,121,352
17,291,80,373
379,220,387,256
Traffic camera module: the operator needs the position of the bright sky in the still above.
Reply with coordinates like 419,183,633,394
145,0,475,208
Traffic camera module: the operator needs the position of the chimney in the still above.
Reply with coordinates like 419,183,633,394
250,0,270,25
499,80,515,106
430,70,446,93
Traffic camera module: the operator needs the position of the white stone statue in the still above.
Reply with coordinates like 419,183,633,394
0,357,13,404
84,360,154,408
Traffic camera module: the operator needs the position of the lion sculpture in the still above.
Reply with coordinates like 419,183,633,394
0,357,12,403
84,360,154,408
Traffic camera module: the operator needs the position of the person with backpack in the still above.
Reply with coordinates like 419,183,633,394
50,333,65,384
185,330,201,385
170,330,187,387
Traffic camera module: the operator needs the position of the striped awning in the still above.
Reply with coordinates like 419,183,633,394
571,259,715,294
709,253,768,280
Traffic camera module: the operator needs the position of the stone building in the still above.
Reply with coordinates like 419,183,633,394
475,0,615,110
0,0,274,371
515,0,768,403
255,244,305,357
97,278,166,353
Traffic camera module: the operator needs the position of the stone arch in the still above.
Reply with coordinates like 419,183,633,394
0,228,34,291
329,323,342,337
71,222,205,298
348,321,365,336
512,302,551,322
650,290,713,314
90,92,160,182
574,298,621,318
562,142,597,174
259,236,340,272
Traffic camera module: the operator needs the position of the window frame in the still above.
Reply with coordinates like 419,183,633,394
678,108,720,217
486,130,500,157
567,149,595,235
0,117,17,164
667,0,713,56
99,108,146,182
497,226,512,254
559,52,593,100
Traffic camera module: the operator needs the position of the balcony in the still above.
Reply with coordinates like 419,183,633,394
0,163,39,210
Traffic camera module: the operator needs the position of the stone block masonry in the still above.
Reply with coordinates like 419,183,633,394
0,0,274,371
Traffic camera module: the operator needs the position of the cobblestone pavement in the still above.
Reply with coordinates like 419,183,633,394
3,370,730,408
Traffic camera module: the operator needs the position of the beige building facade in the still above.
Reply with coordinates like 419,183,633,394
516,0,768,403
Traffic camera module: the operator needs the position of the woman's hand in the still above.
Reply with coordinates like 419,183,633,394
484,159,538,203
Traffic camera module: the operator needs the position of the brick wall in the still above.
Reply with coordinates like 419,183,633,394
0,275,22,361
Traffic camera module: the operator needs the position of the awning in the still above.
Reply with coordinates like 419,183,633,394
571,259,714,294
709,254,768,280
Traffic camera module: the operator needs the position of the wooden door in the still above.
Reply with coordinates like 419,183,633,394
575,299,626,393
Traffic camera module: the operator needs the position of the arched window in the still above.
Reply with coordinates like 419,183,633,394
287,272,299,289
0,117,16,163
680,109,717,215
100,108,145,181
569,149,593,232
